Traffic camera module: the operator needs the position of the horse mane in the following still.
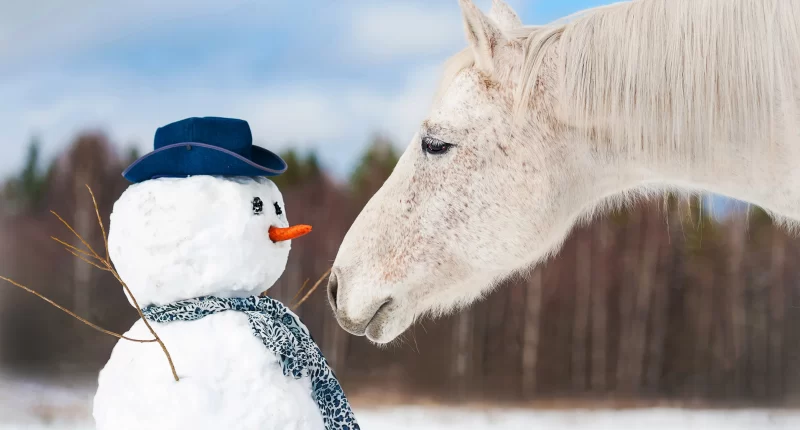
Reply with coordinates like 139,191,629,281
439,0,800,164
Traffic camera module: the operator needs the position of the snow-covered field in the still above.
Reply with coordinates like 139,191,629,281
1,374,798,429
4,406,800,430
357,407,800,430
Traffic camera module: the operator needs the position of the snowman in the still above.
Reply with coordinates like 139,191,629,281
92,117,359,430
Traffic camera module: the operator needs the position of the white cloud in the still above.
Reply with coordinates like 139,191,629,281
0,0,279,66
345,63,443,144
0,61,444,179
340,0,529,64
343,2,465,63
1,0,531,68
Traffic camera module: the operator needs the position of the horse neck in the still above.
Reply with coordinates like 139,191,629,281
579,137,800,221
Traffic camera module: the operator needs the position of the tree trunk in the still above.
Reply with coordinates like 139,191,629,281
785,252,800,402
624,208,660,394
694,262,716,398
591,218,612,392
470,296,490,399
617,208,644,393
504,283,526,397
727,214,748,397
482,285,507,395
645,208,675,391
452,308,473,399
522,268,543,398
768,227,786,400
571,230,592,392
72,178,92,317
749,265,769,399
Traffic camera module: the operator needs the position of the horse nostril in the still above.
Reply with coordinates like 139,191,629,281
327,271,339,311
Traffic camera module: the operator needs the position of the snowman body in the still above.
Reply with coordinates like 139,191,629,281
93,175,324,430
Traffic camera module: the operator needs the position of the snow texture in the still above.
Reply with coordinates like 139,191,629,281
94,175,325,429
2,377,800,430
108,176,291,307
0,373,94,429
355,406,800,430
2,371,799,430
93,311,323,430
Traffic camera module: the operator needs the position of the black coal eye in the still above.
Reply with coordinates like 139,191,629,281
274,202,283,216
252,197,263,215
421,136,453,155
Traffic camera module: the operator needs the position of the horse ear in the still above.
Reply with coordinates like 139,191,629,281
459,0,507,74
488,0,522,32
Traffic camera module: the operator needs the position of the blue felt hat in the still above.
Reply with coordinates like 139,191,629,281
122,117,287,183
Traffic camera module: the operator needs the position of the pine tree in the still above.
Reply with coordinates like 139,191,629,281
3,137,49,213
271,148,323,189
349,133,399,202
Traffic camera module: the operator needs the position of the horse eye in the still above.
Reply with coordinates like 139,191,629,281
274,202,283,216
421,137,453,155
252,197,264,215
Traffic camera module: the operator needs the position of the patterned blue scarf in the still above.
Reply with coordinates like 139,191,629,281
142,295,360,430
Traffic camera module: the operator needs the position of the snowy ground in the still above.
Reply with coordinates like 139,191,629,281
1,374,799,429
356,406,800,430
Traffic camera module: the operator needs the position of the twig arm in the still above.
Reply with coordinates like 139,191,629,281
292,268,331,310
50,186,181,382
0,276,157,343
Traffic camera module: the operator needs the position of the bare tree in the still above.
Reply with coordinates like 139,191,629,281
60,134,116,317
625,207,661,393
590,217,612,392
571,229,592,392
617,208,644,393
452,308,473,399
726,213,748,395
644,203,675,391
521,268,543,398
768,225,786,399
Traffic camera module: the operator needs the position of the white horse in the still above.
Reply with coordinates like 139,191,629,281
329,0,800,344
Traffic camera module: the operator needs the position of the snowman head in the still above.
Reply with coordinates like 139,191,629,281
108,175,305,307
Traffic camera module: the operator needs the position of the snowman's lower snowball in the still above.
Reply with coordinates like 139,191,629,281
94,311,324,430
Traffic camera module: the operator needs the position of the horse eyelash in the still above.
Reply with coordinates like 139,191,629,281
421,136,457,155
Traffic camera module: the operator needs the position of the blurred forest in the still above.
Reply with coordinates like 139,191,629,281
0,131,799,407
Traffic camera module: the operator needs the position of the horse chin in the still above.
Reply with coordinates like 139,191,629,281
364,300,414,344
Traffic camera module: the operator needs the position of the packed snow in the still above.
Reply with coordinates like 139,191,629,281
94,312,323,430
356,406,800,430
108,176,292,307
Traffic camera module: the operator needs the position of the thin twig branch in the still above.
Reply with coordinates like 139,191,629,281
109,266,180,382
85,185,110,261
37,185,179,381
50,237,105,263
50,210,101,258
292,267,331,309
0,276,156,343
291,278,311,304
52,185,180,382
64,248,109,271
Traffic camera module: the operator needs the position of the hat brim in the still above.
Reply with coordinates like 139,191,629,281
122,142,287,183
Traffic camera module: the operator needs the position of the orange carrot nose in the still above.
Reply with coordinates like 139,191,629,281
269,225,312,242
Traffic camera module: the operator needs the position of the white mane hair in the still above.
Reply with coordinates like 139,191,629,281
439,0,800,168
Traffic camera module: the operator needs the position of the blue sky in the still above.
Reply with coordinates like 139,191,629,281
0,0,614,180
